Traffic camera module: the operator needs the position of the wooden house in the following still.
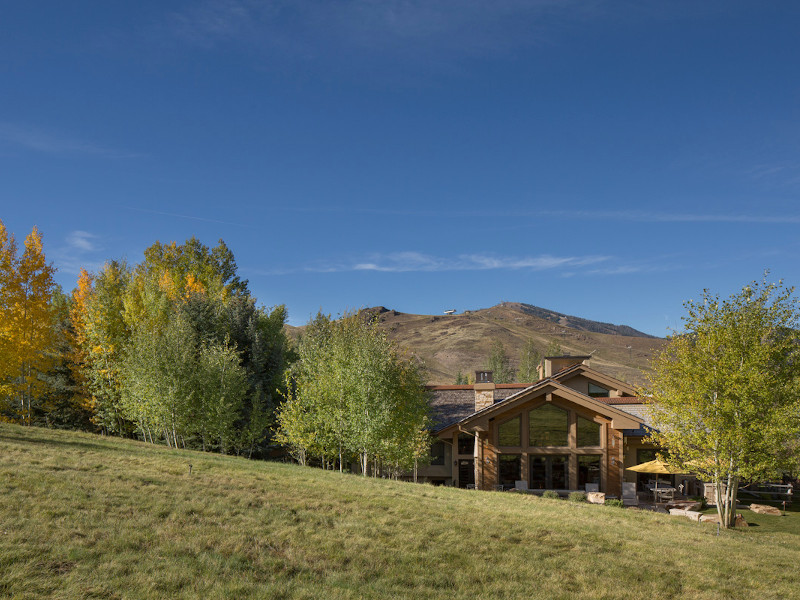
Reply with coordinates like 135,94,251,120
420,356,651,498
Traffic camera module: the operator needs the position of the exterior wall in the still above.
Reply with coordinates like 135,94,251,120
415,439,453,484
606,427,624,497
622,436,652,483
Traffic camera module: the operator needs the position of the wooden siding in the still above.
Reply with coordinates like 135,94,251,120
606,427,624,497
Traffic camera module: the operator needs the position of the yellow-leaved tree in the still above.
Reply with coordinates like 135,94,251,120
0,222,56,424
0,220,18,405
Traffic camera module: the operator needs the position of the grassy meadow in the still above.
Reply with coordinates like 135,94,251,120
1,424,799,600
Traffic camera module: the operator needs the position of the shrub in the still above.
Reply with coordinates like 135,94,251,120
605,499,625,508
541,490,560,500
690,495,708,510
568,491,587,503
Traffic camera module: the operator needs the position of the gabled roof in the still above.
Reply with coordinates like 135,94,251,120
436,378,643,435
549,363,639,396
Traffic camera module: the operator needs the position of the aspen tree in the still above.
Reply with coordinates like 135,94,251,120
645,276,800,528
0,220,17,401
5,227,55,424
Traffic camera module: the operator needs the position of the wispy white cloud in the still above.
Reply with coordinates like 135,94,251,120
306,251,610,274
66,231,99,252
0,122,138,158
51,231,105,276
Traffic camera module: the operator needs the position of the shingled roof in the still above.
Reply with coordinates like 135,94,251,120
427,384,530,429
426,363,647,431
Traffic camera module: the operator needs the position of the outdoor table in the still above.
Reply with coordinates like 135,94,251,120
648,486,676,502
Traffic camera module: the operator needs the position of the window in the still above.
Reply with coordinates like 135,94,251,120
429,441,445,465
457,432,473,455
529,455,569,490
588,383,609,398
498,416,521,447
498,454,521,487
578,455,601,486
529,404,568,447
576,416,601,447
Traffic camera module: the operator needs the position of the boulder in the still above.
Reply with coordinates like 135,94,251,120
669,509,703,522
587,492,606,505
750,503,782,516
700,514,720,524
666,501,702,512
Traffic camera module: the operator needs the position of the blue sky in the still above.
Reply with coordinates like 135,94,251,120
2,1,799,335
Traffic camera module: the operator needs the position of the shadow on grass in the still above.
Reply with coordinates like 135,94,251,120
0,429,139,455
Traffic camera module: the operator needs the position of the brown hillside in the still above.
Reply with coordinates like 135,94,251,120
286,303,665,387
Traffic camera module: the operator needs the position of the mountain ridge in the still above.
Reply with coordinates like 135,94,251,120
288,302,665,387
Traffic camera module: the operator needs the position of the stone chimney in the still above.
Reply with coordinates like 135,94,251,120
474,370,495,411
537,355,592,378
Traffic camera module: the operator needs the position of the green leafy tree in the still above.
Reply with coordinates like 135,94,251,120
71,237,290,454
276,312,431,476
545,340,563,356
486,340,515,383
37,287,93,430
454,371,468,385
644,277,800,528
120,314,198,447
73,261,132,435
517,338,541,382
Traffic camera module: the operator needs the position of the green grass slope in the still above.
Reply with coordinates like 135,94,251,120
2,424,798,600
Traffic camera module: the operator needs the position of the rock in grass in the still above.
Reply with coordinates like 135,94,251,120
586,492,605,505
750,503,782,516
700,514,720,524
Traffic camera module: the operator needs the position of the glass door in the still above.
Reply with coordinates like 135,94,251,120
458,459,475,488
529,455,569,489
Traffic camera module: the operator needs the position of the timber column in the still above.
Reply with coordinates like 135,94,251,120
473,430,489,490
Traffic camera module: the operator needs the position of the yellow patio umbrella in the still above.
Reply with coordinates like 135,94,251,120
626,459,686,499
626,459,685,475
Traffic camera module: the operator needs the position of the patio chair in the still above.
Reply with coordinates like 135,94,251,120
622,482,638,506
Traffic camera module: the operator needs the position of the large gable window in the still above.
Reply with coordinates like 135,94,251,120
576,416,601,447
497,416,521,447
529,404,568,447
588,383,609,398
